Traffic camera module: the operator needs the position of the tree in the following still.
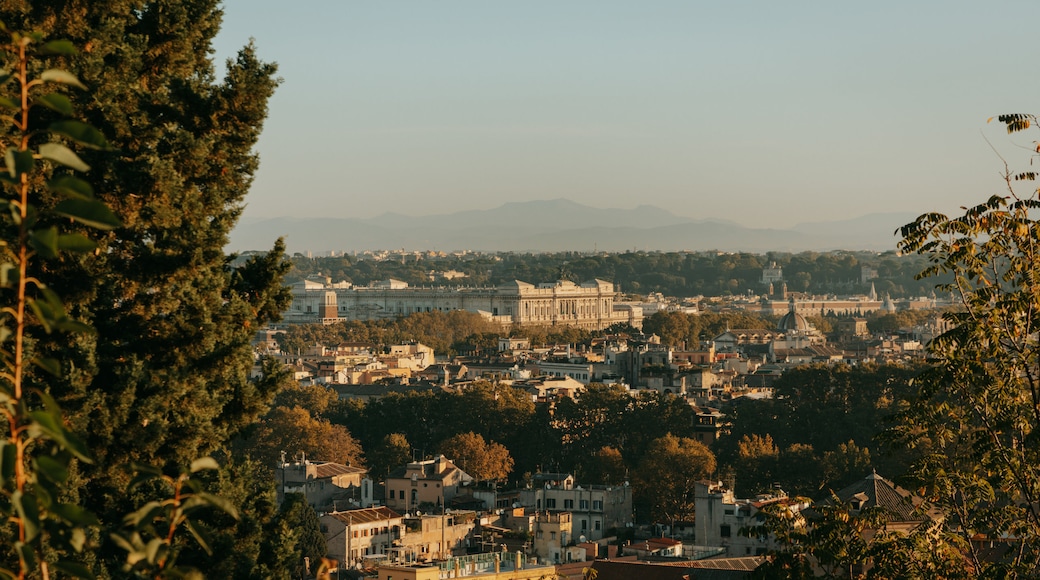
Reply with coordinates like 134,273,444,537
890,113,1040,577
580,446,627,485
278,494,327,579
367,433,412,480
0,3,290,574
632,434,715,523
438,432,514,483
249,406,365,468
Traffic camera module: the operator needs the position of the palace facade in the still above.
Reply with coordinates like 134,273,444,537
284,278,642,330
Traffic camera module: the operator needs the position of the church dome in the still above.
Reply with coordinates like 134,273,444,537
778,311,810,332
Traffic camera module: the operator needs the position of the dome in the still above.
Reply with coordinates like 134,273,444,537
777,311,810,332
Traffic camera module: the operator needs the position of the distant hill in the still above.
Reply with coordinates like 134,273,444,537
229,199,909,254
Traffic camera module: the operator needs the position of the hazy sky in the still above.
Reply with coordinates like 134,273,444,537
213,0,1040,229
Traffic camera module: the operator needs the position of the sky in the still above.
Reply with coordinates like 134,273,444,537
212,0,1040,230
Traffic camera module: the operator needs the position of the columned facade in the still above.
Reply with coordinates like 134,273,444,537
285,279,640,330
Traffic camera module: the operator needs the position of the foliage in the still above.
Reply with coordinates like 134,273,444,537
277,493,326,579
886,113,1040,577
0,4,293,575
0,29,239,580
632,434,715,523
746,496,969,579
642,310,777,346
718,363,919,497
366,433,411,480
246,406,364,468
0,28,111,579
438,432,514,483
110,459,239,578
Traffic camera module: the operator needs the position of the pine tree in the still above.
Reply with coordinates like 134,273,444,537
0,1,290,573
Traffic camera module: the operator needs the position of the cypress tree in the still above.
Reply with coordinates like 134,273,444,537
0,1,290,573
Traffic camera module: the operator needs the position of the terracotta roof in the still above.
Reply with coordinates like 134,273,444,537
312,462,367,479
816,471,940,523
590,561,692,580
326,506,402,525
686,556,766,571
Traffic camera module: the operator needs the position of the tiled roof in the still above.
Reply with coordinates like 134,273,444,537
326,506,402,525
312,462,367,479
817,472,940,523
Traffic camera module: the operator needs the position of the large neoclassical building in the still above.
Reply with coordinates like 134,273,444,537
284,278,642,330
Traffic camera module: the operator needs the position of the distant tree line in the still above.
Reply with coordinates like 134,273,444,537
287,250,948,299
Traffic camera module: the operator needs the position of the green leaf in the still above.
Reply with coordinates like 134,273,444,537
53,319,95,334
12,491,40,542
0,96,17,110
0,262,13,287
197,491,239,520
0,441,14,486
40,40,77,56
52,560,94,580
13,542,35,572
36,93,73,116
47,175,94,199
32,357,61,377
28,226,59,259
108,532,136,554
50,120,108,150
123,501,162,529
144,537,165,565
50,503,99,527
27,299,53,333
190,457,219,473
69,528,88,553
35,455,69,484
38,142,89,171
54,199,121,230
40,69,86,90
57,233,97,253
5,148,33,178
27,409,93,462
184,519,213,555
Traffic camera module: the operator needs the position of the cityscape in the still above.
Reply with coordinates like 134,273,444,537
0,2,1037,580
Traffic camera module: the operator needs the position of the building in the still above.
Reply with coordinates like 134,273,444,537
398,511,479,561
376,552,554,580
514,473,633,541
285,279,642,330
694,480,809,557
275,455,368,510
386,456,473,513
321,506,403,570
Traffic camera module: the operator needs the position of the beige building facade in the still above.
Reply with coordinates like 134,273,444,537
285,279,641,330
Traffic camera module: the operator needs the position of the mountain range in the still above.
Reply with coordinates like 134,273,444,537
228,199,917,254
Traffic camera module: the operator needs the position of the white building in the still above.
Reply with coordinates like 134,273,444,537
285,279,642,330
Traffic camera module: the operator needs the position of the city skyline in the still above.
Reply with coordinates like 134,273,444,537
213,0,1040,231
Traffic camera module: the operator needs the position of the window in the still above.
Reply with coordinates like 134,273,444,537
581,519,587,530
592,500,602,510
594,520,601,531
536,531,543,539
580,499,589,510
546,499,556,509
720,525,731,538
550,532,556,540
564,499,574,509
399,490,405,499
